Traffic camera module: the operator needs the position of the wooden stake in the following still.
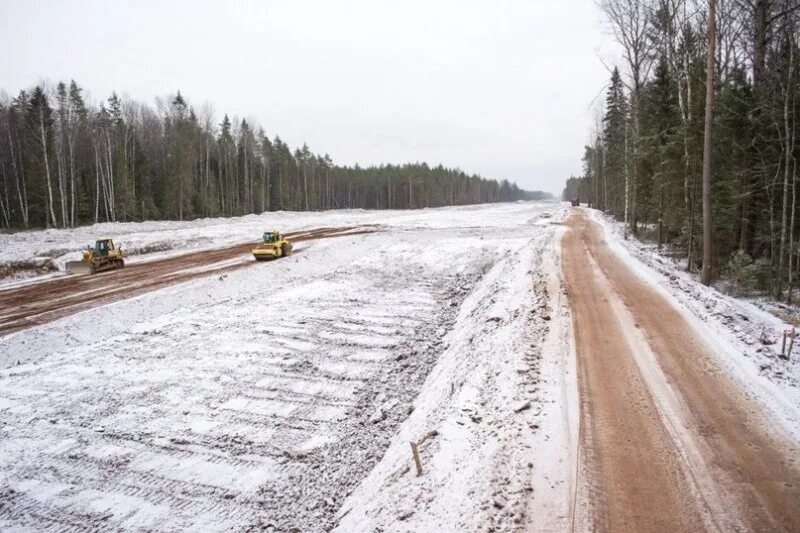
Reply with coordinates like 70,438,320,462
410,441,423,477
782,331,787,357
788,329,796,360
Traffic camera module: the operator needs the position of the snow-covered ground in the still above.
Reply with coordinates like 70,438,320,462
0,202,575,531
335,216,576,532
0,204,557,285
592,209,800,441
5,202,799,531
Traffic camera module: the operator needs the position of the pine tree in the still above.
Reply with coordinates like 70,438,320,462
0,82,525,230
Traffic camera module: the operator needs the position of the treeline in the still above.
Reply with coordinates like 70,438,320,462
0,83,524,229
521,190,556,201
565,0,799,298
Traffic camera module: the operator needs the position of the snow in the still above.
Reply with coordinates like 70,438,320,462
3,200,799,530
0,203,558,285
591,209,800,441
0,201,573,531
335,219,574,531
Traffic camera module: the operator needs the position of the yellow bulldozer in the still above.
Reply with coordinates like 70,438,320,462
252,231,292,261
66,238,125,275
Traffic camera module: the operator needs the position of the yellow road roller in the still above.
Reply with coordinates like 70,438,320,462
252,231,293,261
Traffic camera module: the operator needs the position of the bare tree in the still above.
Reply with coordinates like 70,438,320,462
2,94,30,227
199,102,216,217
716,0,748,79
53,83,69,227
29,87,58,227
0,164,9,228
600,0,657,235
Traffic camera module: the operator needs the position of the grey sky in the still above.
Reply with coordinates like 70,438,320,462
1,0,617,195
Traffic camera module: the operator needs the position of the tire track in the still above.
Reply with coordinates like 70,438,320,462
0,223,492,532
0,225,377,335
563,208,800,532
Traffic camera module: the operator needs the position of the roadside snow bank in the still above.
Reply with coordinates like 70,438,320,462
591,209,800,440
334,226,575,531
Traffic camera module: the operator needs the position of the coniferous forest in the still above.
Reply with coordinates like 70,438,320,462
0,84,525,230
563,0,800,298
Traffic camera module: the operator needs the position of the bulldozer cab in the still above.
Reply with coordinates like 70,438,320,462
94,239,114,256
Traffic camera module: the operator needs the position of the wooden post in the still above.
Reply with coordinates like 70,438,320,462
410,441,423,477
788,329,796,360
782,331,787,357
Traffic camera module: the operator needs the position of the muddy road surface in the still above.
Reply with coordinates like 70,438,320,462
562,209,800,532
0,226,375,335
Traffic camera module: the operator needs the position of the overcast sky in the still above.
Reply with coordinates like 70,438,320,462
1,0,618,195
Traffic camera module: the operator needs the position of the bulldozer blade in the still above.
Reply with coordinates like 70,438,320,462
66,261,92,275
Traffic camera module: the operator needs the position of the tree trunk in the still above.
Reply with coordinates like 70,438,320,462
93,140,100,223
753,0,768,99
789,158,797,302
701,0,716,286
778,42,795,297
303,163,309,210
39,109,57,228
0,166,10,227
602,145,608,211
266,159,272,211
56,141,67,227
68,134,76,227
7,129,29,227
631,91,640,236
624,118,630,240
105,130,115,221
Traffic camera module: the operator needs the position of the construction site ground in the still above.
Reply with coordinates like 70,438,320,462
1,203,799,532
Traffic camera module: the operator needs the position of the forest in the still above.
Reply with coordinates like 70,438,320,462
563,0,800,298
0,85,526,230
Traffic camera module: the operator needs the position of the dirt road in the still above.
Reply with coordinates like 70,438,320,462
0,226,374,335
562,209,800,532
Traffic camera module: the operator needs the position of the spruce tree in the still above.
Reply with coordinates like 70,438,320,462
603,68,628,219
640,55,681,244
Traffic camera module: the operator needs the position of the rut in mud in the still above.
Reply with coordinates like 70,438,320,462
0,226,377,335
563,209,800,532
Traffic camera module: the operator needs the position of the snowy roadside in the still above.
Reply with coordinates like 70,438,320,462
334,223,575,531
590,208,800,440
0,202,560,285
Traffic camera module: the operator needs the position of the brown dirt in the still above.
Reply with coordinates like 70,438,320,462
562,209,800,532
0,226,378,335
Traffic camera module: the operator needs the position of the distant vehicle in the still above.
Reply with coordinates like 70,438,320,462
66,239,125,275
571,198,580,207
252,231,293,261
